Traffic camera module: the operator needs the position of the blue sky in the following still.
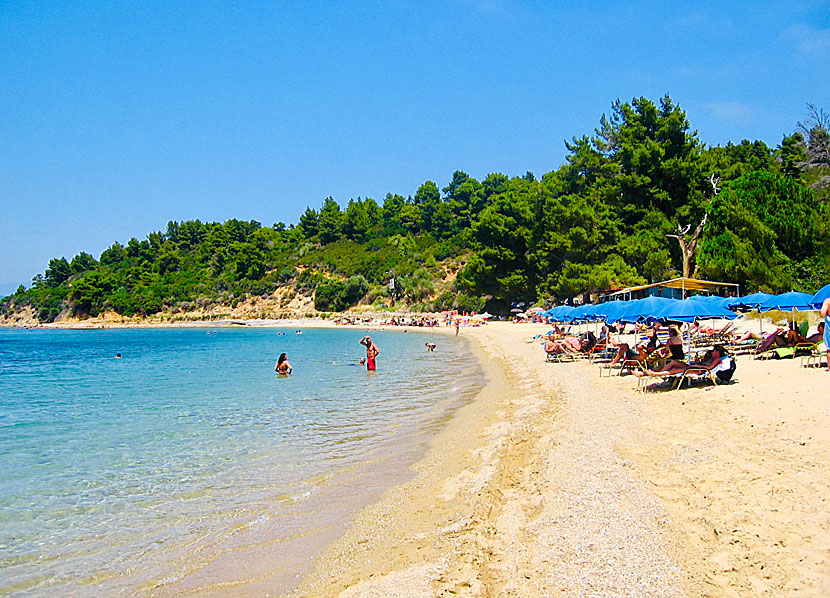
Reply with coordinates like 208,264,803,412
1,0,828,296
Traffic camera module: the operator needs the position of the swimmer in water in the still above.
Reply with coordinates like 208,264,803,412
115,353,122,358
425,342,436,352
275,353,293,375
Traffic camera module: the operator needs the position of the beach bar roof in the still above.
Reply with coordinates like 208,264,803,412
600,277,740,302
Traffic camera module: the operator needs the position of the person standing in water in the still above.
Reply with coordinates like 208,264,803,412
360,336,379,371
275,353,293,375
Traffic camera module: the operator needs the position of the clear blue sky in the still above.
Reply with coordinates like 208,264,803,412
1,0,828,296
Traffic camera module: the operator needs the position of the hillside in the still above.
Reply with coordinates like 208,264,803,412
3,96,829,326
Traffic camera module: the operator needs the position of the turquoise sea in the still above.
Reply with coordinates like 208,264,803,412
0,327,483,596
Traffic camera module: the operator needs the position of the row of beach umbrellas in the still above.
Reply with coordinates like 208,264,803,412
541,284,830,325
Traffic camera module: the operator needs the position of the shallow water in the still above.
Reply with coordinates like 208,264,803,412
0,327,483,596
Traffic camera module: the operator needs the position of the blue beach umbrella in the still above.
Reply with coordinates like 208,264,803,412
616,297,676,324
545,305,575,322
758,291,814,312
599,300,633,323
809,283,830,308
565,304,593,322
580,303,605,321
728,291,774,334
758,291,815,327
653,299,739,356
653,298,738,323
688,295,726,305
728,291,774,311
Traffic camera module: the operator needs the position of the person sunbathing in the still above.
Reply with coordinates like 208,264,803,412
735,330,763,343
805,322,825,344
607,325,661,366
633,345,725,378
545,331,597,356
757,323,808,352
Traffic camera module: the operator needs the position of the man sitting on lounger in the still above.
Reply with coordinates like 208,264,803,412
633,344,726,378
806,322,825,344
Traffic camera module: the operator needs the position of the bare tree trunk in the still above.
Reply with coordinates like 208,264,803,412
666,174,717,279
667,214,707,279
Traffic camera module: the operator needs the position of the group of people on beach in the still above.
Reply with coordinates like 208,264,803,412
543,295,830,380
273,335,382,375
544,321,734,380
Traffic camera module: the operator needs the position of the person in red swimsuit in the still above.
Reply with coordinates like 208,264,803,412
360,336,380,371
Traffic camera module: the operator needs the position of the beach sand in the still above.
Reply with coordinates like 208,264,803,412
290,321,830,597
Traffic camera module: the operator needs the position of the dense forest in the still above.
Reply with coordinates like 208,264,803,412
3,96,829,323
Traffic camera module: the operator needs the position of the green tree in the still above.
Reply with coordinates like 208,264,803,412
698,171,822,291
776,133,807,179
595,95,704,226
414,180,441,233
458,185,536,303
70,252,98,274
298,207,320,238
343,198,380,241
44,257,72,287
317,197,344,244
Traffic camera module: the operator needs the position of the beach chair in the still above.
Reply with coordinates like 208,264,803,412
713,321,736,341
761,341,818,360
587,343,614,363
598,356,645,377
801,342,827,368
546,350,575,363
728,339,759,356
638,354,736,392
674,355,736,389
672,366,718,389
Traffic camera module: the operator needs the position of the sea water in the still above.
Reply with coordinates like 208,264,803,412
0,327,484,596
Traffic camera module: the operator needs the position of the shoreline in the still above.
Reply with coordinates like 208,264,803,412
0,325,483,597
7,320,829,596
290,321,830,597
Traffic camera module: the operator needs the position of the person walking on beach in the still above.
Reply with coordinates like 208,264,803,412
455,319,459,336
821,298,830,371
275,353,293,375
360,336,379,371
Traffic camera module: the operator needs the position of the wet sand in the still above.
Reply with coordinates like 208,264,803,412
293,321,830,597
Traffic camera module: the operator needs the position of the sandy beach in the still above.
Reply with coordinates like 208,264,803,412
289,320,830,597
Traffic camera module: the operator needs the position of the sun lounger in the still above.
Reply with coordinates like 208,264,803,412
599,357,645,377
801,342,827,368
758,342,818,360
638,355,736,392
728,339,759,356
546,350,576,363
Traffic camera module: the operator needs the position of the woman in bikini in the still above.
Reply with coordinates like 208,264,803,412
633,344,725,378
275,353,293,375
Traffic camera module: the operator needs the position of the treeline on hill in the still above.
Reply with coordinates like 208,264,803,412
3,96,829,323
